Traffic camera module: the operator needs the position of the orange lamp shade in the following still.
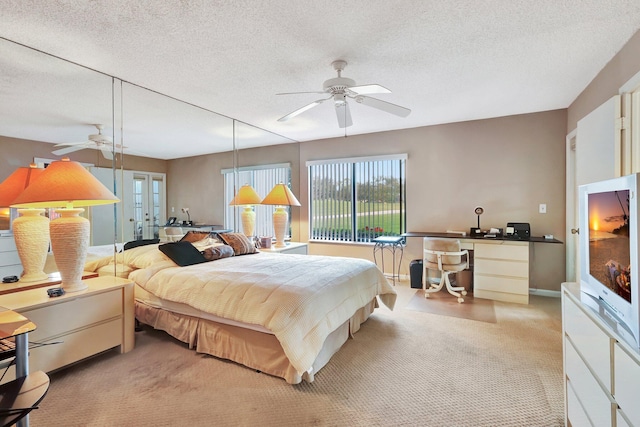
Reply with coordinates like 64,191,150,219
261,183,301,206
10,158,119,208
0,164,46,206
229,184,262,206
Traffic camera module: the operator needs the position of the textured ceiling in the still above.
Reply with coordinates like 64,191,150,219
1,1,640,160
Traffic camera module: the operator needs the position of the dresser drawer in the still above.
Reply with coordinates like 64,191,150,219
0,237,17,252
474,242,528,261
565,337,615,426
474,258,528,278
22,289,122,341
614,343,640,425
566,380,591,427
563,295,613,391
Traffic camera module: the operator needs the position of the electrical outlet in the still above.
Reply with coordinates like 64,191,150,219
539,204,547,214
171,207,175,213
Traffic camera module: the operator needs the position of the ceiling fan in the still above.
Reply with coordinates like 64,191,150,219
277,60,411,128
52,124,124,160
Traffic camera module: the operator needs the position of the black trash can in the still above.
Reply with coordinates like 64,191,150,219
410,259,423,288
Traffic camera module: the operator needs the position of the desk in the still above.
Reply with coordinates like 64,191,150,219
403,232,562,304
372,236,404,285
0,309,46,427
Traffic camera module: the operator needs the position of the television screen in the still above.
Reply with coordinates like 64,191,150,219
588,189,631,303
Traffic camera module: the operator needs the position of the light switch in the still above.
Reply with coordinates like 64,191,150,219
539,204,547,214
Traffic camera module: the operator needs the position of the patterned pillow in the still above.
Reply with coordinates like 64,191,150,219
201,245,235,261
218,233,257,256
180,230,217,243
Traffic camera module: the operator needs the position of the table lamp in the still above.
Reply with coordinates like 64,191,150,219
11,158,119,292
261,183,300,248
229,184,262,237
0,164,49,282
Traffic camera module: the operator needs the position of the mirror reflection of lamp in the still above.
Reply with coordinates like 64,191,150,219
11,158,119,292
0,164,49,282
261,183,301,248
181,207,192,226
229,184,262,237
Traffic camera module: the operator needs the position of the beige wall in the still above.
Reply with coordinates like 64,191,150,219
568,30,640,132
165,143,300,228
299,110,567,291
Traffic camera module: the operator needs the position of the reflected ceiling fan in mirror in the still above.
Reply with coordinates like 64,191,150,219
52,124,123,160
277,60,411,128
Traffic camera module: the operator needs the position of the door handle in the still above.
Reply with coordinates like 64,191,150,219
571,228,579,234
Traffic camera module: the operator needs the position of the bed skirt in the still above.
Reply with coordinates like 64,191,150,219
135,298,377,384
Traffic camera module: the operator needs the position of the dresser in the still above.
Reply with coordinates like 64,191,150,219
0,276,134,383
562,282,640,426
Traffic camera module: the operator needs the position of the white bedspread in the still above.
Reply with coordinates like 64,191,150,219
129,253,396,376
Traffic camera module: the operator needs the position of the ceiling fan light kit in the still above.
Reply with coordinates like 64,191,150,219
277,60,411,128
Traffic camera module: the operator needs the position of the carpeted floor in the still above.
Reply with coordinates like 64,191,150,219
405,289,497,323
30,282,564,426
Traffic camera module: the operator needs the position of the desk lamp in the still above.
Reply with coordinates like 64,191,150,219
229,184,262,237
11,158,119,292
0,164,49,282
261,183,300,248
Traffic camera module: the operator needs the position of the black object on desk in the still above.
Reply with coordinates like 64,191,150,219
372,236,404,285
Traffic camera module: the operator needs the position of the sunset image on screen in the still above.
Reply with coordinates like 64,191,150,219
588,190,631,302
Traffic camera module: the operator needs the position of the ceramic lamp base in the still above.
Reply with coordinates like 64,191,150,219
272,206,288,248
241,206,256,237
13,209,50,282
50,208,89,292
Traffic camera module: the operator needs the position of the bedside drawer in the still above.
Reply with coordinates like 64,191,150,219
22,289,122,341
563,296,612,391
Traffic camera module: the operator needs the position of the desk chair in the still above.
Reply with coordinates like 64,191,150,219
422,238,469,303
163,226,184,242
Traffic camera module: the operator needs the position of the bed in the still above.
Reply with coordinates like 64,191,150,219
83,240,396,384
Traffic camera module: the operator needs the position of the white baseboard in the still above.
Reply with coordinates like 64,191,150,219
529,288,561,298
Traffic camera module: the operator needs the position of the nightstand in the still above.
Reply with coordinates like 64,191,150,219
0,276,134,383
260,242,308,255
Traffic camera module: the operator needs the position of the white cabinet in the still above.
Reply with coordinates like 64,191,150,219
469,240,530,304
0,235,21,277
0,276,134,383
562,283,640,426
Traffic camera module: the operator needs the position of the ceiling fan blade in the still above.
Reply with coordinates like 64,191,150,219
53,141,89,148
276,91,326,96
355,95,411,117
278,97,330,122
101,147,114,160
52,145,86,156
348,84,391,95
335,101,353,128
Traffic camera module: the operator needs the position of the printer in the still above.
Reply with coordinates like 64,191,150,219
505,222,530,240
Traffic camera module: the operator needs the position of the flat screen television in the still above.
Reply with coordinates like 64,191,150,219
579,173,640,349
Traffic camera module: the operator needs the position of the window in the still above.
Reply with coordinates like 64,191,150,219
308,154,406,243
222,163,291,237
